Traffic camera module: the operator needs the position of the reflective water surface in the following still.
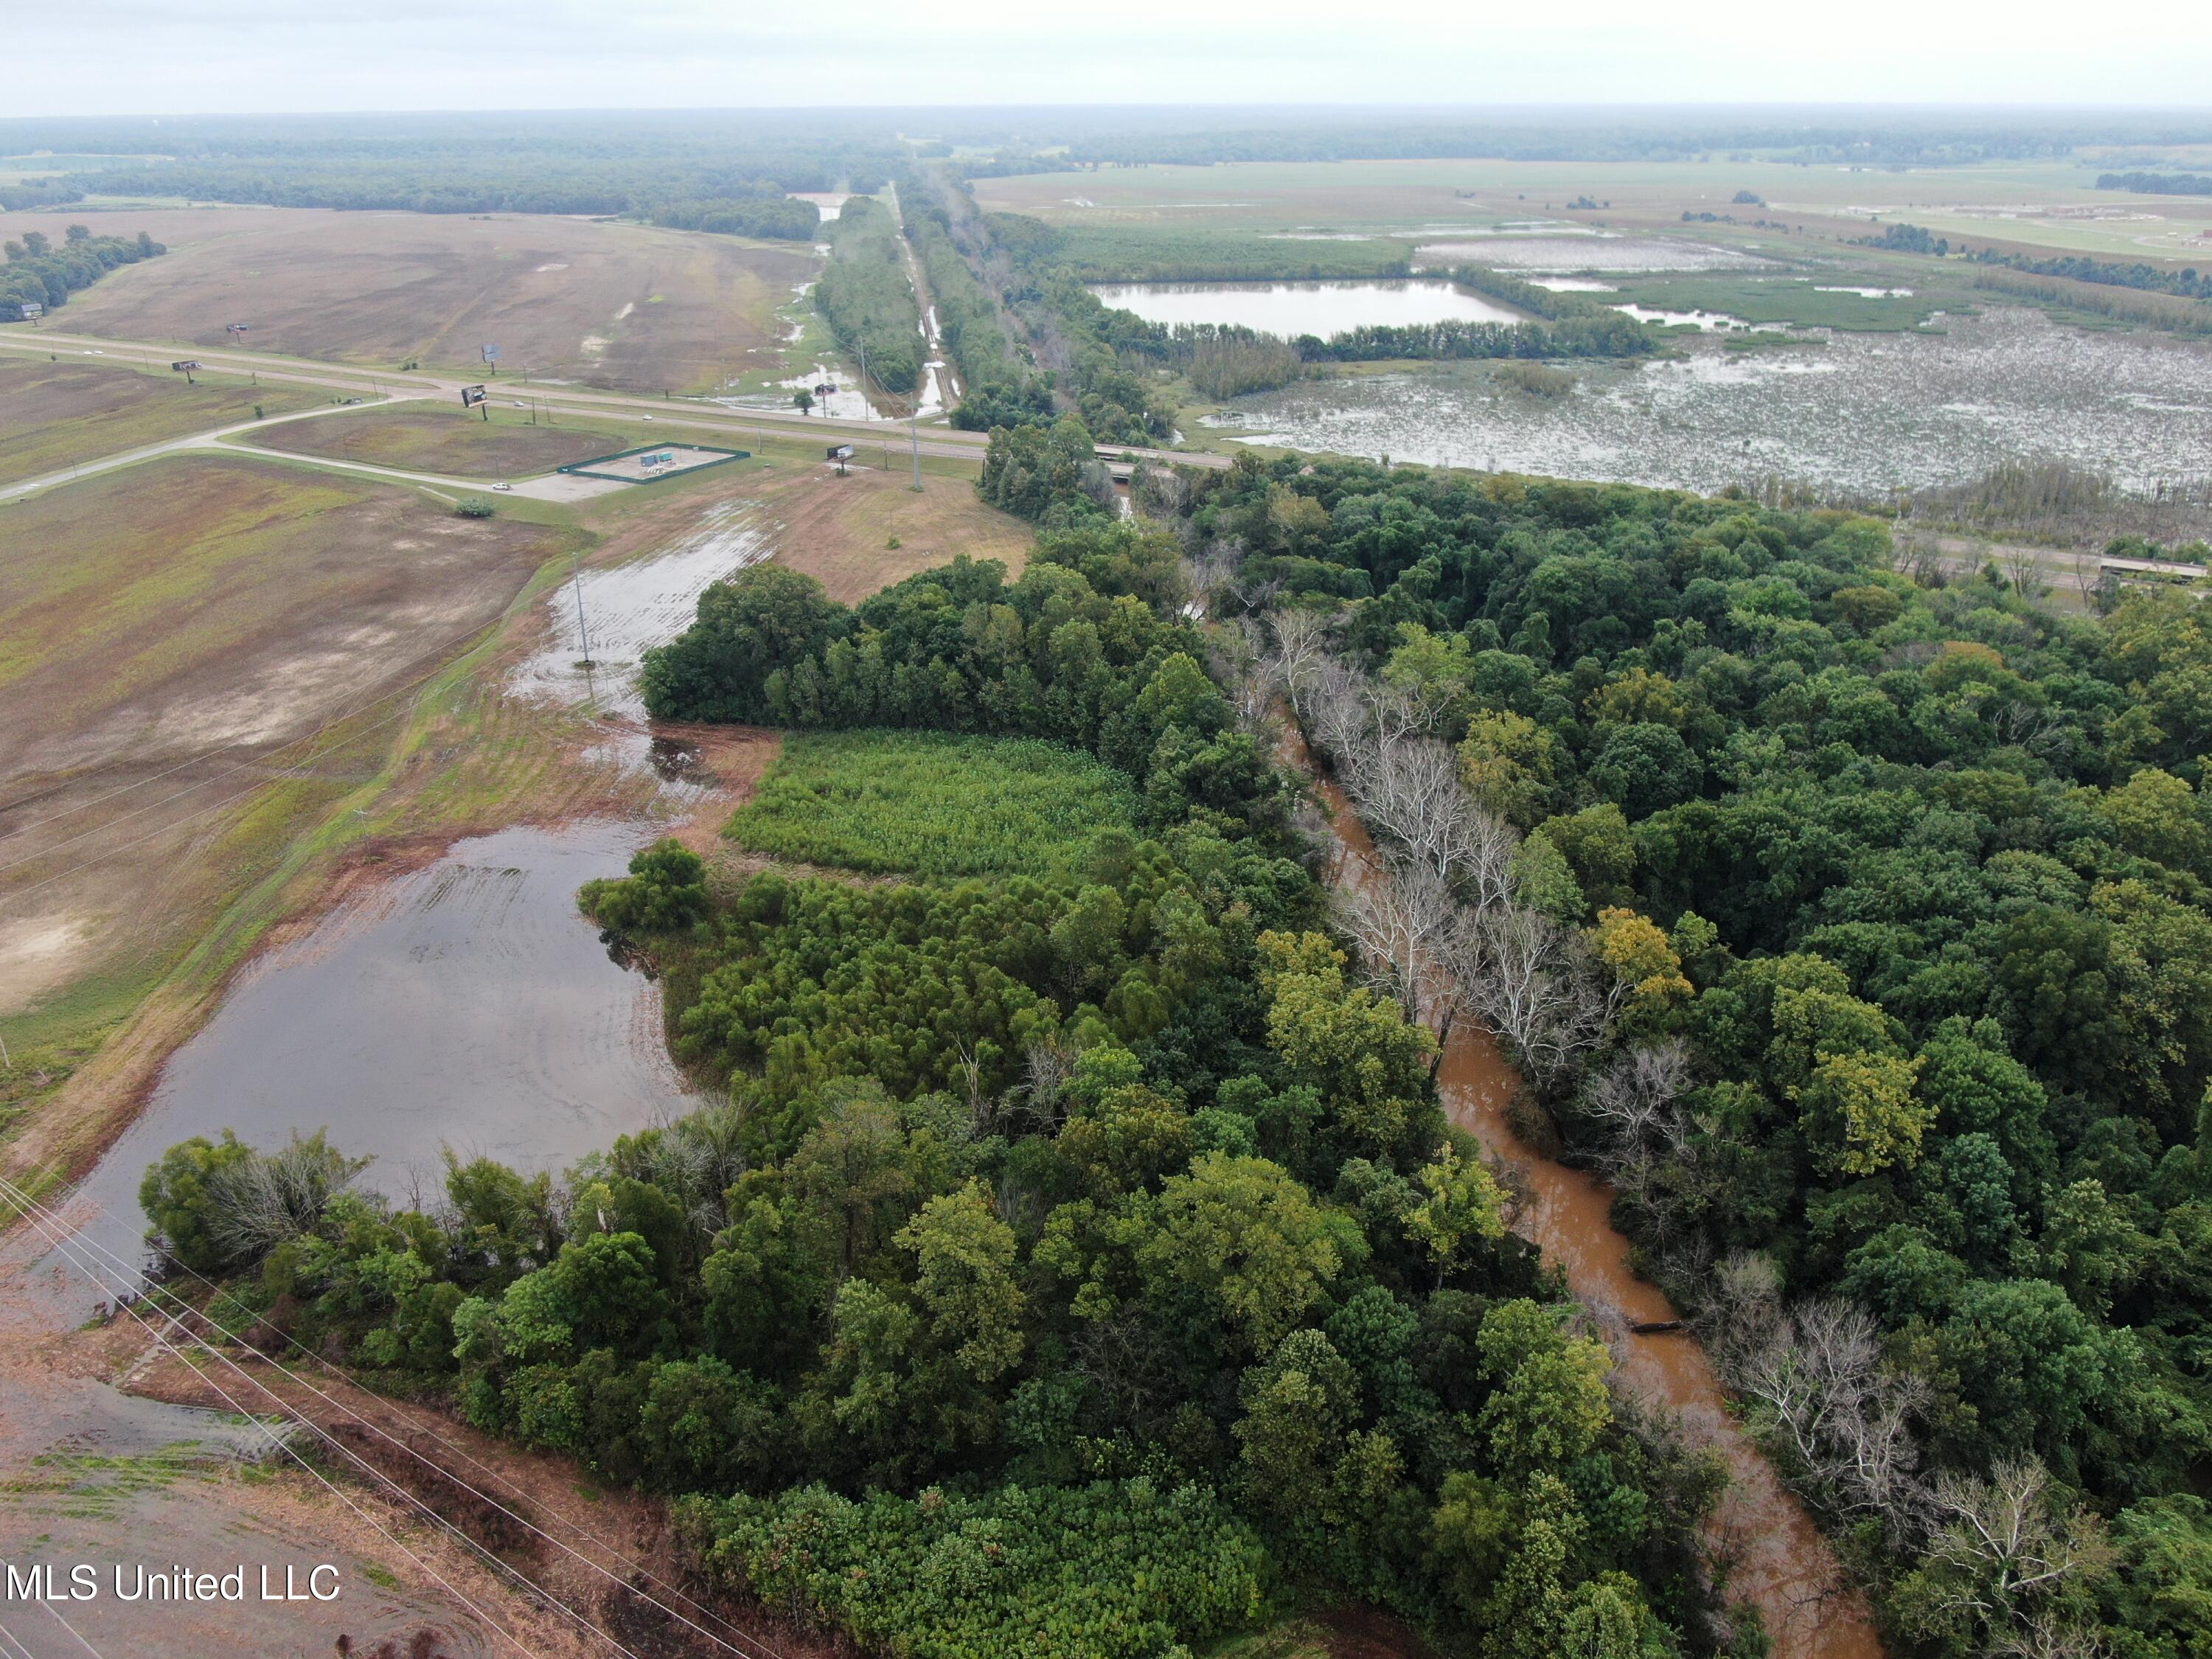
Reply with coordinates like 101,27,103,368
1089,278,1526,335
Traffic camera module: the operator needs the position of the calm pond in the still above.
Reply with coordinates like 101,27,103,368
1089,278,1525,335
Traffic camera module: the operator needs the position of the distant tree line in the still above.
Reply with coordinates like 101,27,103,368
2097,172,2212,197
897,168,1057,433
990,110,2212,170
0,180,83,212
1293,313,1652,364
1965,246,2212,302
1,223,163,321
30,115,897,220
1858,222,1952,255
812,195,923,396
644,189,821,241
1860,222,2211,303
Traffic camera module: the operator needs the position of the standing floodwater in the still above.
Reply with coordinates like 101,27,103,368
61,821,698,1286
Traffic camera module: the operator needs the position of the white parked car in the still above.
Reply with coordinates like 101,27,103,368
492,481,514,492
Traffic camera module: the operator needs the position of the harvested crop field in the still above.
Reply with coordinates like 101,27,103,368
0,356,324,485
761,461,1033,601
0,204,818,394
0,454,576,1030
251,403,631,478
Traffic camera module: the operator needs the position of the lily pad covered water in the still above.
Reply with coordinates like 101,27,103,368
1212,305,2212,498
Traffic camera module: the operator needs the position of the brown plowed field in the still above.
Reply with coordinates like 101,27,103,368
0,205,816,394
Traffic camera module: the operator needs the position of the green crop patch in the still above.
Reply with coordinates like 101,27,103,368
724,729,1138,879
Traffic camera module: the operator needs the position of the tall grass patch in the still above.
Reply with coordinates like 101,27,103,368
723,730,1138,879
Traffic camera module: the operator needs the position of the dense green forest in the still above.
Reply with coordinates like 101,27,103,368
0,179,82,211
1,222,164,320
142,515,1741,1659
1169,448,2212,1659
813,195,925,396
125,395,2212,1657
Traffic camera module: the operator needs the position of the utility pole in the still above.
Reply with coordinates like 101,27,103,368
570,549,594,669
910,413,922,493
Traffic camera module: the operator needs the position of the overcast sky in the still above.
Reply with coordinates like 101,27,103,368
9,0,2212,119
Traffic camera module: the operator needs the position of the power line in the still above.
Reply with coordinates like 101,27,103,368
0,1182,557,1659
4,1173,784,1659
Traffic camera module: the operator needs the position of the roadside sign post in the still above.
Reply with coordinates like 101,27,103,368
461,383,490,421
828,443,854,477
481,343,500,377
170,359,201,385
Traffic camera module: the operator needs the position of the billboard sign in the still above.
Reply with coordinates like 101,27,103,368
827,444,855,462
460,384,489,408
170,361,201,372
481,344,501,363
18,302,41,319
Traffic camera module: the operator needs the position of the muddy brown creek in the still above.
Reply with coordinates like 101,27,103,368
1310,764,1882,1659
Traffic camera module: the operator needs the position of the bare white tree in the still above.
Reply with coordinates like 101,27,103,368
1335,734,1518,909
1186,538,1239,617
1725,1292,1932,1538
1336,852,1458,1029
1209,616,1276,731
1918,1457,2115,1659
1582,1040,1695,1169
1447,902,1621,1093
1299,653,1374,768
205,1134,372,1267
1265,606,1339,720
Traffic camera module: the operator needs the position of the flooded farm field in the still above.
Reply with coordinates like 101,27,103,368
60,820,700,1287
1091,277,1526,333
1214,305,2212,500
509,497,771,717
